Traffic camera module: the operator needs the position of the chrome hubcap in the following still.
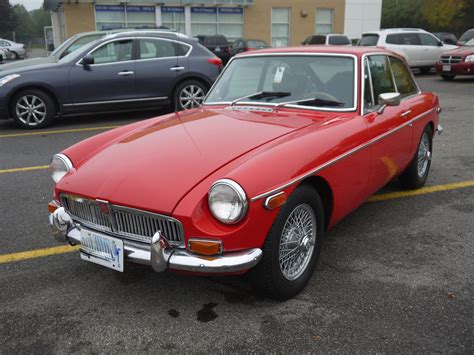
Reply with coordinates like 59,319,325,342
279,204,316,281
417,133,431,178
15,95,46,126
179,85,205,109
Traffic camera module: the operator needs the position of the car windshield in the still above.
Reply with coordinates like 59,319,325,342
464,38,474,46
358,34,379,46
205,55,355,110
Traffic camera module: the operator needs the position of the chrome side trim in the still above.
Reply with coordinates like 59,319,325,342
74,36,192,67
251,107,436,201
63,96,167,107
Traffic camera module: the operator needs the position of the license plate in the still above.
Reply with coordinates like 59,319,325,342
214,47,221,52
80,229,124,272
443,65,451,72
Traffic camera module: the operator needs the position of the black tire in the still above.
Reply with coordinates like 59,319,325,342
250,184,324,300
399,125,433,189
11,51,19,60
11,89,56,129
441,74,456,81
173,80,208,111
419,67,431,74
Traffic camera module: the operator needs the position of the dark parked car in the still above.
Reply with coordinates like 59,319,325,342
230,39,270,56
458,29,474,46
0,31,222,129
302,34,351,46
196,35,231,64
433,32,458,45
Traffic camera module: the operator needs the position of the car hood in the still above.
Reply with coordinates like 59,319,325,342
442,46,474,56
0,56,56,72
59,107,319,214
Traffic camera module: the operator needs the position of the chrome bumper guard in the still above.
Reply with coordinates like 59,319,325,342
49,207,262,273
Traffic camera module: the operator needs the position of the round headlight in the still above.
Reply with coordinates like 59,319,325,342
208,179,248,224
50,154,73,183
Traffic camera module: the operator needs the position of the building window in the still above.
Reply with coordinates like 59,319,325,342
161,6,185,33
272,8,290,47
315,8,333,34
218,8,243,42
95,5,155,31
190,7,243,42
191,7,217,36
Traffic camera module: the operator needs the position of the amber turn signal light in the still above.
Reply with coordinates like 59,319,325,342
264,192,287,210
188,239,222,256
48,200,60,213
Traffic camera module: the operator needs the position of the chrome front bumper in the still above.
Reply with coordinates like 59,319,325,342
49,207,262,273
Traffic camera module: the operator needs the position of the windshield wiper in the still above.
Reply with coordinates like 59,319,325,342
230,91,291,106
277,97,345,108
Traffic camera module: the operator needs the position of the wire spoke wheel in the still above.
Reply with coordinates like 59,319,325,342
179,84,205,109
15,94,47,126
279,204,316,281
417,132,431,178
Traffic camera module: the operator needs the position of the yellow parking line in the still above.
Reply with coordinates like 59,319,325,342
0,165,49,174
0,179,473,265
367,180,474,202
0,245,79,264
0,125,121,138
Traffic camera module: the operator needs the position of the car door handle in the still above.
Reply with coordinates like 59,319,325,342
118,71,134,76
401,110,412,117
170,66,185,72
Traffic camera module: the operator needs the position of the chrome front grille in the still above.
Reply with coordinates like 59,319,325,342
441,55,462,64
61,194,184,246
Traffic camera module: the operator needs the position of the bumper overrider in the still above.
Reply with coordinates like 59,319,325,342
49,206,262,273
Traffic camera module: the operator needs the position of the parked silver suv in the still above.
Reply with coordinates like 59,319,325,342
358,28,457,73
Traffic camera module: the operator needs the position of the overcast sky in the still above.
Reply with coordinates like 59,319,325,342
11,0,43,11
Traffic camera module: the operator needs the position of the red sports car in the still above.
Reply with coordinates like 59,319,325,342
436,38,474,80
49,46,442,300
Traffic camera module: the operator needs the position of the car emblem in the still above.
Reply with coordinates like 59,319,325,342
96,200,111,215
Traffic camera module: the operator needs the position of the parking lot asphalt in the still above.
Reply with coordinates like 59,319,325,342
0,74,473,353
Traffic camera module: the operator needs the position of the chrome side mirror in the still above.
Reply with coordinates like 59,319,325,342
377,92,401,114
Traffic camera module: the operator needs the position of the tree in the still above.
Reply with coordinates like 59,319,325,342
381,0,426,29
0,0,16,37
421,0,466,30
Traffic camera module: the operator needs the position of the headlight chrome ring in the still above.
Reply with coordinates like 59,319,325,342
50,153,73,183
208,179,248,225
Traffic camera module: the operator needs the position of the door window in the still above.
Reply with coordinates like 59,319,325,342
90,40,133,64
389,57,418,97
386,33,421,45
367,55,396,105
419,33,440,46
139,38,177,59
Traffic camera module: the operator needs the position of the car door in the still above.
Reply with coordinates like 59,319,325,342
363,55,413,194
418,33,444,66
132,37,188,104
385,33,422,67
68,38,137,111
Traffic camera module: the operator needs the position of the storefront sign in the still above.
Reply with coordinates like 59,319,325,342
95,5,125,12
162,6,185,13
191,7,217,14
127,6,155,13
218,7,243,14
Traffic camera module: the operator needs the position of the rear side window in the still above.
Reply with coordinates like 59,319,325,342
309,35,326,45
358,34,379,46
328,35,350,45
139,38,176,59
386,33,421,45
459,29,474,42
389,57,418,97
203,36,228,46
367,55,396,105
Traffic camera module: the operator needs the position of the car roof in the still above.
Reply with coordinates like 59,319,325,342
237,46,390,58
363,28,429,35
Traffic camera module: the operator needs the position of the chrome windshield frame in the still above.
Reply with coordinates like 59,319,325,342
203,52,359,113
